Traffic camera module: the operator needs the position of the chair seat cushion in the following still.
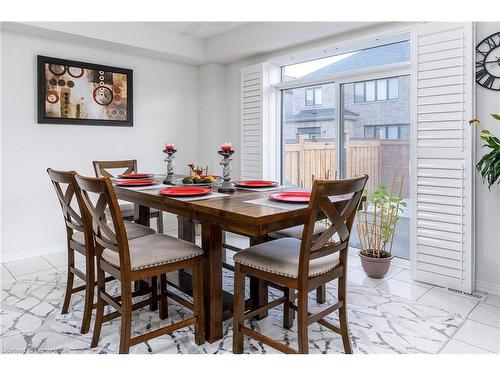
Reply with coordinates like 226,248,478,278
271,222,328,240
233,238,339,278
71,222,155,246
101,234,203,271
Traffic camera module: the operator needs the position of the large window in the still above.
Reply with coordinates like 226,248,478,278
340,75,410,260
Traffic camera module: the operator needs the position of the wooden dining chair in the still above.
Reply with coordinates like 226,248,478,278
74,173,205,353
47,168,156,334
92,159,164,233
232,175,368,354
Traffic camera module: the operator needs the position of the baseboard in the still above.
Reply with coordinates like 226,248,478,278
1,245,66,263
476,280,500,297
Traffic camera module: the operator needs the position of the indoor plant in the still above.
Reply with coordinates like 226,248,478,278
357,175,406,278
473,114,500,189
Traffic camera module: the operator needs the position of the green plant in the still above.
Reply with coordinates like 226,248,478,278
357,176,406,258
475,114,500,190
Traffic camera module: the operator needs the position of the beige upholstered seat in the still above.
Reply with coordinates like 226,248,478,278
71,222,155,245
102,234,203,271
233,237,340,278
271,222,328,240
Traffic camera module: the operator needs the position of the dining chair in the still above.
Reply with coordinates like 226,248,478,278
47,168,156,334
92,159,164,233
232,175,368,354
74,173,205,353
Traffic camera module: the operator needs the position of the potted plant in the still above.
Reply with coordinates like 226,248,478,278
357,175,406,278
472,114,500,189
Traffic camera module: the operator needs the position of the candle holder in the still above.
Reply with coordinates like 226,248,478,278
163,148,177,184
218,150,235,193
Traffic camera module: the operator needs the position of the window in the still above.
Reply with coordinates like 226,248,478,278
281,40,410,82
354,78,399,103
388,78,399,99
305,87,322,106
354,83,364,102
297,127,321,139
363,124,410,140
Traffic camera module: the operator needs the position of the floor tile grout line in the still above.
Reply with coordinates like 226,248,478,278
1,265,17,281
466,317,500,330
448,337,497,354
440,297,481,353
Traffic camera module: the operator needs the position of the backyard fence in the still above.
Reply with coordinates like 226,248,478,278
284,135,410,197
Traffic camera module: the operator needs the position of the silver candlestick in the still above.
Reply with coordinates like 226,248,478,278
163,148,177,184
218,150,235,193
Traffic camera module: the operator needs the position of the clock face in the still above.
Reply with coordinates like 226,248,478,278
476,32,500,91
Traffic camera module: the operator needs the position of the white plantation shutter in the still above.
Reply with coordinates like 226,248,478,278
411,22,475,292
240,63,280,180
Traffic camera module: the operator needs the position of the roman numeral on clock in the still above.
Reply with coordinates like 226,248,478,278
484,75,496,89
476,68,488,81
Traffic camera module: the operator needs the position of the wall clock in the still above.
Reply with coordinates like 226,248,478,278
476,32,500,91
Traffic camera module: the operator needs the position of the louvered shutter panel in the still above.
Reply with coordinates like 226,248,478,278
411,22,475,292
240,63,280,180
241,64,264,180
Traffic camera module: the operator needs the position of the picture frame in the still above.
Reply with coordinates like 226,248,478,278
37,55,133,126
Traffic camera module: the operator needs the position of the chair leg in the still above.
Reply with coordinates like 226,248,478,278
297,290,309,354
283,287,295,329
119,281,132,354
149,276,158,311
192,261,205,345
338,275,352,354
80,255,95,334
232,264,245,354
91,263,106,348
61,262,75,314
159,274,169,320
156,211,164,233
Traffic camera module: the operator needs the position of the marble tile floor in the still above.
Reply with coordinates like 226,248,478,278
1,233,499,354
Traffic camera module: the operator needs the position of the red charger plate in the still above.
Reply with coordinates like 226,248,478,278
233,180,278,188
160,187,212,197
268,191,310,203
118,173,154,179
115,179,157,187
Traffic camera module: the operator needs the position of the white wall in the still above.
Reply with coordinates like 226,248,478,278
0,29,198,262
474,22,500,294
196,63,229,174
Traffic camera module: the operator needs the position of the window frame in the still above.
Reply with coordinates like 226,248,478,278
353,77,399,103
304,86,322,106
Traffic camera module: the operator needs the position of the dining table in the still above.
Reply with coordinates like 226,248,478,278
113,176,352,343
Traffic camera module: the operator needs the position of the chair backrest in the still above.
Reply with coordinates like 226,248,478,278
47,168,93,247
92,159,137,178
298,175,368,282
74,173,132,273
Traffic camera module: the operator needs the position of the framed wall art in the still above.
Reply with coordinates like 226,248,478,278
37,55,133,126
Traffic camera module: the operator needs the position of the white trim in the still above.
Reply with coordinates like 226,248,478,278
476,280,500,297
268,30,411,67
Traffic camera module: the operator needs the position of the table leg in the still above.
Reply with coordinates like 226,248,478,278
201,222,223,342
134,205,156,310
177,216,196,243
250,236,269,320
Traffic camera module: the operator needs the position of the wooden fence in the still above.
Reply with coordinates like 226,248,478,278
284,135,410,196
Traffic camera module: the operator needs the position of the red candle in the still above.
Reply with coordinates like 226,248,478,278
220,142,232,152
165,143,175,151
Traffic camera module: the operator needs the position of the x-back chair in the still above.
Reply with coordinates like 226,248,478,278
47,168,155,334
74,173,205,353
232,175,368,354
92,159,164,233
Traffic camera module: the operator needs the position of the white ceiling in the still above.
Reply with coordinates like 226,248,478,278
4,21,383,65
157,22,248,39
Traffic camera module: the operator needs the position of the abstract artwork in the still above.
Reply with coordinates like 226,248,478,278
37,55,133,126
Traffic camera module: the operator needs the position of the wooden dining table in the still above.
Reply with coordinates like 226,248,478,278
114,179,351,342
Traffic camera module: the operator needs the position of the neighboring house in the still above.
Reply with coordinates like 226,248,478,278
283,41,410,143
